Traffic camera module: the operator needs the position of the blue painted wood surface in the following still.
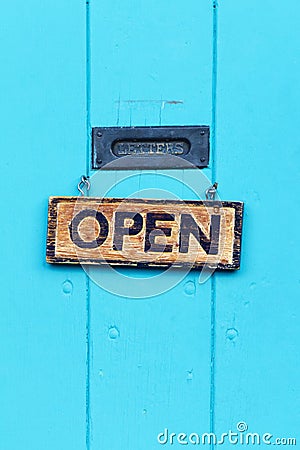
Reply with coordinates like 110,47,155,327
1,1,299,449
88,2,212,448
214,0,300,444
0,2,87,449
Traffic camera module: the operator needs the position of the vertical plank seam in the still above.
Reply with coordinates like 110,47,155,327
212,0,218,180
86,1,91,449
86,0,91,177
210,1,218,449
85,276,91,450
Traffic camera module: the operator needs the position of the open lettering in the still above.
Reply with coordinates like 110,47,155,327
69,209,221,255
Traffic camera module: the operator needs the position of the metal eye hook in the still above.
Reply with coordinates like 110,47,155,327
77,175,90,196
205,182,218,200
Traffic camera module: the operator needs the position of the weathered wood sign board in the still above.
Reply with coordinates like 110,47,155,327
46,197,243,269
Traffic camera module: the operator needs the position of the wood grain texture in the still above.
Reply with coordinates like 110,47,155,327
47,196,243,269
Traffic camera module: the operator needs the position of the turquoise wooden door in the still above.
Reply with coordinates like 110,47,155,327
1,1,299,449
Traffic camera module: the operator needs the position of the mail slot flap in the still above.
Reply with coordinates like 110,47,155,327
92,126,209,170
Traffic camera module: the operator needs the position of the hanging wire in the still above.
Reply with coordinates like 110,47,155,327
77,175,90,196
205,182,218,200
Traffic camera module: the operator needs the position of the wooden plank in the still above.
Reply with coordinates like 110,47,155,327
47,196,243,269
214,0,300,441
0,1,86,449
88,1,214,448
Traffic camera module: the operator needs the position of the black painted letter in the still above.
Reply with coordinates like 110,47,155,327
179,214,220,254
69,209,109,249
144,213,174,253
113,212,143,251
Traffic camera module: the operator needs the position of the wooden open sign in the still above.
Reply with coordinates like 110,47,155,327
46,197,243,270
